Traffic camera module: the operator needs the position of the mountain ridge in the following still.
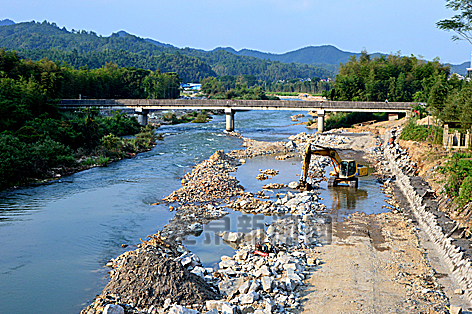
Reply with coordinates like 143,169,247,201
1,20,468,76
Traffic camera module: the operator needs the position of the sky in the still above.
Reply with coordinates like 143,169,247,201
2,0,472,65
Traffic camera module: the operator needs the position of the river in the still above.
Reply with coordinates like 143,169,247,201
0,110,387,314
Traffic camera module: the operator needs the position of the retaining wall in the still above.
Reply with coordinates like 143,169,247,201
384,133,472,305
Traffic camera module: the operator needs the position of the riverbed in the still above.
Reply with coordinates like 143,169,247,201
0,111,386,314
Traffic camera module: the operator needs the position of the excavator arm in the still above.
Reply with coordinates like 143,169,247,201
299,143,343,190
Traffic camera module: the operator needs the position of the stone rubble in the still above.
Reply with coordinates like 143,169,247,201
159,148,334,314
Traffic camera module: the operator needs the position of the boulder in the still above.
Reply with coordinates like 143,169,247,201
238,280,252,294
449,306,462,314
241,305,255,314
219,277,245,298
189,223,203,235
222,303,238,314
261,276,273,292
103,304,124,314
241,291,260,304
191,266,206,278
249,279,261,293
206,300,230,312
258,265,271,277
219,259,237,269
168,305,200,314
236,250,249,261
283,263,299,271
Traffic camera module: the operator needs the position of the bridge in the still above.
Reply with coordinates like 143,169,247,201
58,99,414,132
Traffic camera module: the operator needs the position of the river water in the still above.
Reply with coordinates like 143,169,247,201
0,110,387,314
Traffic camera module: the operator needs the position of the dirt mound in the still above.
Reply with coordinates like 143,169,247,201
102,251,220,309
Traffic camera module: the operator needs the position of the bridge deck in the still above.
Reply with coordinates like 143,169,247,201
58,99,413,113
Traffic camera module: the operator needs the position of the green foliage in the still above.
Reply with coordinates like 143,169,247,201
440,83,472,131
459,176,472,207
265,79,332,95
399,119,443,144
0,51,167,189
29,137,76,176
437,0,472,44
144,71,180,99
324,112,387,130
134,125,157,149
101,133,121,150
328,52,450,102
306,119,314,127
0,133,32,187
96,156,110,167
191,113,209,123
201,76,278,100
0,133,76,188
439,152,472,209
81,158,95,166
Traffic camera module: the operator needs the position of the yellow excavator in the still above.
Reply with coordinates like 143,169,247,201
299,143,368,190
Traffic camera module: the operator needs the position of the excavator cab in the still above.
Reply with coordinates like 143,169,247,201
340,160,357,179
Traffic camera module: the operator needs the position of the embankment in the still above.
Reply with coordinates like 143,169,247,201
384,128,472,307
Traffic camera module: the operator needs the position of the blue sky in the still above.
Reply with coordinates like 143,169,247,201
2,0,471,64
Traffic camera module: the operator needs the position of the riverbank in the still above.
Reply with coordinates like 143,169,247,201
18,125,160,189
78,115,472,314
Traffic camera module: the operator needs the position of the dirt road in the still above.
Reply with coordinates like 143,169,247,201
299,211,449,313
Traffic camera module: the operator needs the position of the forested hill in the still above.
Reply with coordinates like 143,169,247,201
16,49,217,83
215,46,357,73
0,20,332,81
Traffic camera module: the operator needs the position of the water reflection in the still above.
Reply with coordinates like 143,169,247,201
329,186,369,211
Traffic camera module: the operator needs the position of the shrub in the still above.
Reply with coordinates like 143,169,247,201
96,156,110,167
81,158,95,166
325,112,387,130
459,176,472,208
440,152,472,201
29,137,76,176
101,133,122,151
400,119,443,144
191,113,209,123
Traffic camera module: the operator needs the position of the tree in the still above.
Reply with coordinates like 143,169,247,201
437,0,472,44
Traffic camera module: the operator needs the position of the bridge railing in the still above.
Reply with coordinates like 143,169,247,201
58,99,414,112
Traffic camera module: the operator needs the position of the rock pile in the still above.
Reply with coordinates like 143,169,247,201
228,138,294,159
81,241,221,314
287,132,350,148
164,150,244,206
290,114,304,122
274,154,295,161
262,183,287,189
256,169,279,181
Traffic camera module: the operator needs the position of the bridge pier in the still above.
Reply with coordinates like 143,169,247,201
225,108,235,132
317,109,325,133
136,108,149,126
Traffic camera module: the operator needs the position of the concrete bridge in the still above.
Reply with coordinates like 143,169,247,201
58,99,414,132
